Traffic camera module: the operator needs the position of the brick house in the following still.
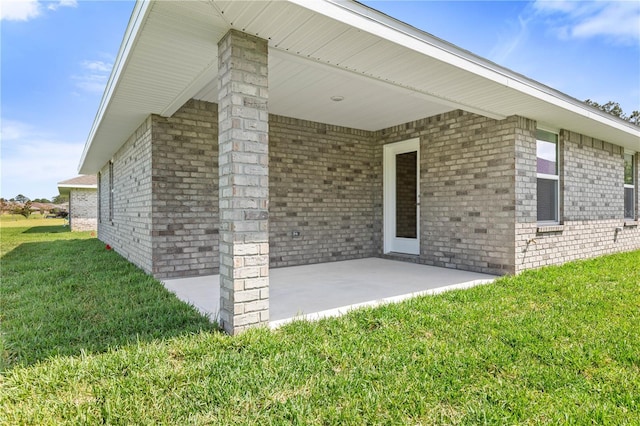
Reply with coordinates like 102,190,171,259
57,175,98,232
78,1,639,334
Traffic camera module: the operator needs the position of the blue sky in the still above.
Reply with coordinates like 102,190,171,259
2,0,639,200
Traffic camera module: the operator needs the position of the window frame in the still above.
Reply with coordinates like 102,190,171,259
536,129,560,225
108,161,114,222
624,152,636,220
97,172,102,224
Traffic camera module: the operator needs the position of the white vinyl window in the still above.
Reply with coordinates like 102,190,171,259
624,153,635,219
536,129,559,223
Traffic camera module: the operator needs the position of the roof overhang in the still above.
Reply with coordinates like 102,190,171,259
79,0,640,174
57,184,97,196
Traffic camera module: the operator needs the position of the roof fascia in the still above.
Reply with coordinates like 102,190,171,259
57,184,97,189
78,0,153,173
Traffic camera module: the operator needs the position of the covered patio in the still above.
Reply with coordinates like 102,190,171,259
83,0,639,335
163,258,497,328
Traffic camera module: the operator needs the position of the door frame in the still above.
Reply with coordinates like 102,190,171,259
383,138,420,255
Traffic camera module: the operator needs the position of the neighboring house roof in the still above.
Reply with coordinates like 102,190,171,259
57,175,98,195
30,202,55,210
5,202,65,211
79,0,640,174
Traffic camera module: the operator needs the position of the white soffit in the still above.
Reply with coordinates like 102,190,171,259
80,1,224,173
79,0,639,174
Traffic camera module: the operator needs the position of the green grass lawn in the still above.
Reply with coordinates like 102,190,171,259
1,223,639,424
0,222,215,371
0,215,65,227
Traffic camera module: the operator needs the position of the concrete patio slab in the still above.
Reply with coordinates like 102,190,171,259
162,275,220,322
162,258,497,327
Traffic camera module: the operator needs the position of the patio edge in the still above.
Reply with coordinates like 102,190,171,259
269,277,496,329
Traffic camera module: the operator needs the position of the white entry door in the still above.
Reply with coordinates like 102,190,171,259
384,139,420,255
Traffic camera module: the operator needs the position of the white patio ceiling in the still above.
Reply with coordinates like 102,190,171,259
79,0,640,174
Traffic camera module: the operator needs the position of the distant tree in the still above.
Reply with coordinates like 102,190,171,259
13,201,33,218
52,194,69,204
32,198,52,203
14,194,30,203
585,100,640,126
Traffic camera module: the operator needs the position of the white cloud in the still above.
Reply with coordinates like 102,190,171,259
72,59,113,93
572,2,640,41
47,0,76,12
1,0,77,22
1,0,40,21
1,119,84,199
533,0,640,44
532,1,577,14
1,119,31,141
82,60,112,73
489,14,532,64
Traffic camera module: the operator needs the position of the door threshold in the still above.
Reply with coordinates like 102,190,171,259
382,252,421,263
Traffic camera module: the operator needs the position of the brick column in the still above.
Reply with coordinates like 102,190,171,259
217,30,269,334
